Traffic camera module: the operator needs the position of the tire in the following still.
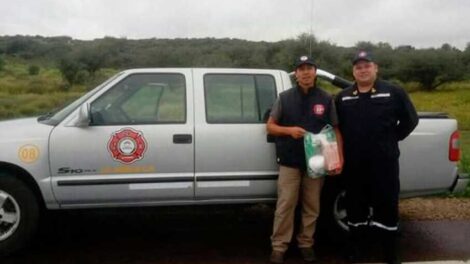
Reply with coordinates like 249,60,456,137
317,176,349,245
0,174,39,256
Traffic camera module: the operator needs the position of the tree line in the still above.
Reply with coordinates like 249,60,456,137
1,34,470,90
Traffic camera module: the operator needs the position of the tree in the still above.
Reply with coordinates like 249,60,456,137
355,41,376,52
1,34,470,87
28,65,40,75
94,37,130,68
398,49,465,90
58,56,83,87
76,45,106,77
463,43,470,79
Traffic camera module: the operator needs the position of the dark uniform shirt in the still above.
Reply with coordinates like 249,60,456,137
335,79,418,162
270,85,338,169
270,89,338,126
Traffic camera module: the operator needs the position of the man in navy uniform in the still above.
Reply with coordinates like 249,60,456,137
335,51,418,264
267,55,343,263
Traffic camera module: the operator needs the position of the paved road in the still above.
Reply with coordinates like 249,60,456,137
2,205,470,263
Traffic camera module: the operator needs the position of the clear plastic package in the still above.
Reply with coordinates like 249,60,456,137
304,125,340,178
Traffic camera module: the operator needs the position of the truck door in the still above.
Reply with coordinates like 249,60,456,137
193,69,280,200
50,70,195,206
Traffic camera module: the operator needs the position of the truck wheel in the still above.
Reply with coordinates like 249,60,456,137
317,176,349,244
0,175,39,256
332,188,349,233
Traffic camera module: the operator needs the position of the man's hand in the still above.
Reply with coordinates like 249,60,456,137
266,117,306,139
289,127,306,139
329,161,343,175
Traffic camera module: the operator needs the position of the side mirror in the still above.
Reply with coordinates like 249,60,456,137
74,103,91,127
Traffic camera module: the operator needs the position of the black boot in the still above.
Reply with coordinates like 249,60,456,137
345,226,365,263
381,230,401,264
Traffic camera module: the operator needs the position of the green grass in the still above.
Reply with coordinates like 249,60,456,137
409,82,470,131
462,131,470,154
0,92,83,119
460,131,470,196
0,57,117,119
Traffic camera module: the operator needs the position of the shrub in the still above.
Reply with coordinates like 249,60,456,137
28,65,40,75
25,77,48,94
58,57,82,86
75,70,89,85
0,56,4,71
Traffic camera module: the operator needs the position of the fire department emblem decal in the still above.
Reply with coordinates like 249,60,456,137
108,128,147,164
313,104,325,116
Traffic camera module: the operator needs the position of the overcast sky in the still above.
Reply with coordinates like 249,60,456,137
1,0,469,50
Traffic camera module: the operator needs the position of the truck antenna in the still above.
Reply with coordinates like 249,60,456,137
309,0,314,56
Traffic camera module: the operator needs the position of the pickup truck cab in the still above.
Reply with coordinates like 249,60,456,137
0,68,467,255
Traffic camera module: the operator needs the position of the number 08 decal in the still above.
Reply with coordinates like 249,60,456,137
18,144,40,163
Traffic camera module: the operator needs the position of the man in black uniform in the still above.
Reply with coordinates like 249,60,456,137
335,51,418,264
267,55,343,264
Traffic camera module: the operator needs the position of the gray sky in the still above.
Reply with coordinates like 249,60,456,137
1,0,469,50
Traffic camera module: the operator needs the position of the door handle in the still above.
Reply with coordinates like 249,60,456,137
173,134,192,144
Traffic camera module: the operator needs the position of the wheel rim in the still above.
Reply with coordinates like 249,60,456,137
333,190,349,232
0,189,21,241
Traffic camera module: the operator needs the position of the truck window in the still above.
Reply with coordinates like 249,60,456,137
204,74,276,123
90,73,186,125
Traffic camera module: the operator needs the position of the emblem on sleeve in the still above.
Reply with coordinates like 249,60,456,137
108,128,147,164
313,104,325,116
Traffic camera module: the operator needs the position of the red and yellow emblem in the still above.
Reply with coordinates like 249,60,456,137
108,128,147,164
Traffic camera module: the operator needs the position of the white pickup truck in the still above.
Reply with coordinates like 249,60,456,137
0,68,467,255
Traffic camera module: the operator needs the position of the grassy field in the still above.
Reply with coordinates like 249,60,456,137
0,58,117,120
459,131,470,196
409,82,470,131
460,130,470,194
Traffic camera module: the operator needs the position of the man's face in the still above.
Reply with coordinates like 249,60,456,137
352,60,378,85
295,64,316,88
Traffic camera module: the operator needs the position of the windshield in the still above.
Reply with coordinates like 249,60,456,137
38,72,124,126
